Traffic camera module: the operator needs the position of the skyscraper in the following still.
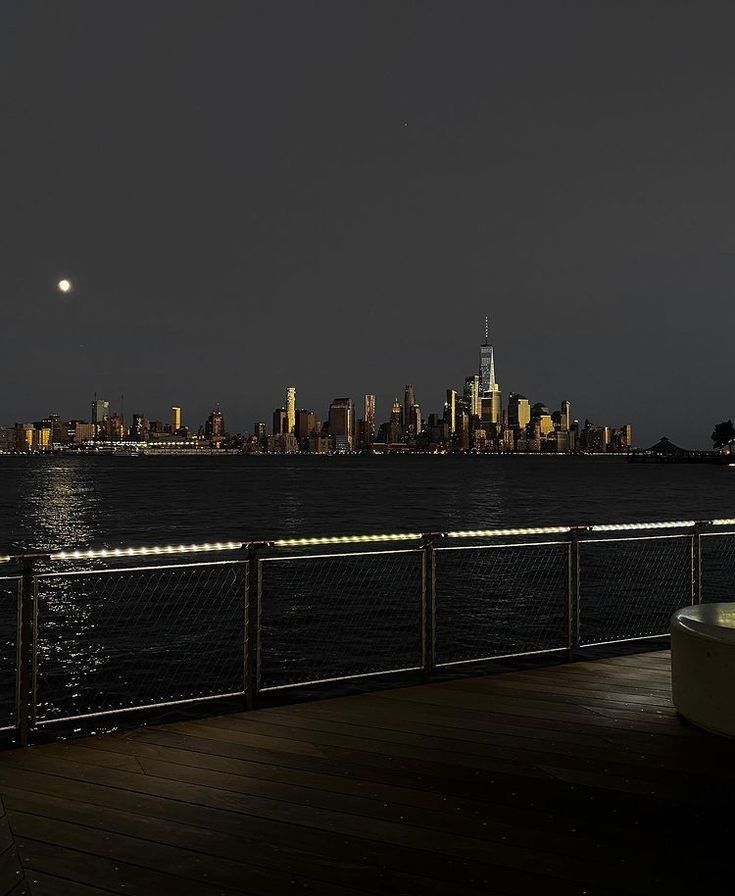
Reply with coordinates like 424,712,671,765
272,407,287,436
204,406,225,441
479,317,501,426
508,393,531,428
91,398,109,425
363,394,376,443
479,316,497,395
286,386,296,434
464,375,480,417
445,389,457,435
403,385,415,433
295,409,317,448
560,400,571,432
171,407,182,431
328,398,354,451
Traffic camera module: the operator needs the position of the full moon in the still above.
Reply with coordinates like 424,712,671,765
57,279,72,293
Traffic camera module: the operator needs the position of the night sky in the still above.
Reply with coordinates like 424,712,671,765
2,1,734,448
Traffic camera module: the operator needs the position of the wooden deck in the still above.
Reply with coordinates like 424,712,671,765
0,650,734,895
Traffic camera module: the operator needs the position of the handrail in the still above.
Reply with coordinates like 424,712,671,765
2,517,735,565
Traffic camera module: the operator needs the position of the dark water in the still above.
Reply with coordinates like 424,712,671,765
2,455,734,732
1,454,734,553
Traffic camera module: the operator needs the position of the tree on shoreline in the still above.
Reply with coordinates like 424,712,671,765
711,420,735,449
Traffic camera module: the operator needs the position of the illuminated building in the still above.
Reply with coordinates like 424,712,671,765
531,403,554,436
91,398,109,425
328,398,354,451
560,400,571,432
363,394,376,443
204,406,225,444
171,407,182,431
286,387,296,433
464,375,480,417
409,403,422,438
73,422,95,444
445,389,457,435
103,413,126,441
508,394,531,428
383,398,403,443
478,317,502,427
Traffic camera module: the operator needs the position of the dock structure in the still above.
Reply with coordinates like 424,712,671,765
0,649,733,895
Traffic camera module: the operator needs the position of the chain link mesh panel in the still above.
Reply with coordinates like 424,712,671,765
701,533,735,603
36,561,246,722
259,550,423,690
0,578,18,730
435,543,569,665
579,536,692,645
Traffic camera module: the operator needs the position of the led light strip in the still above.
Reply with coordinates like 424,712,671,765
446,526,571,538
7,517,735,565
590,520,697,532
272,533,422,547
50,541,244,561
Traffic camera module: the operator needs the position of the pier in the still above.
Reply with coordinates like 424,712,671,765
0,649,732,894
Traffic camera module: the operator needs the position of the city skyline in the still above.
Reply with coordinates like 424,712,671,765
1,320,635,455
2,3,734,449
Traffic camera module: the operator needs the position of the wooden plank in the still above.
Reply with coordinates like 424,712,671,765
20,870,113,896
0,844,26,896
0,768,498,896
0,746,687,894
15,836,243,896
10,810,372,896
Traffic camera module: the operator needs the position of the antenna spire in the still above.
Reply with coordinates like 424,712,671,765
484,315,489,345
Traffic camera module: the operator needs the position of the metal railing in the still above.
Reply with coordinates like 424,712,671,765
1,516,735,746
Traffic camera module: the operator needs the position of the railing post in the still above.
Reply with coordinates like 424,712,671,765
692,521,709,605
245,542,265,710
421,533,438,680
567,528,583,658
17,557,38,747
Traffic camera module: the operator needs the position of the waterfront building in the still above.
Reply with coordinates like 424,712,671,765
130,414,150,440
403,385,415,434
32,427,51,450
91,398,109,425
103,413,126,442
560,400,571,432
0,427,14,451
480,391,502,427
171,407,182,432
478,317,502,431
309,434,331,454
286,387,296,434
531,403,554,436
328,398,354,451
479,316,496,395
73,422,95,444
464,375,480,417
501,428,515,451
473,426,488,450
579,420,607,452
295,409,317,449
445,389,457,436
204,406,225,445
363,394,376,443
409,403,422,439
254,422,267,441
272,407,287,436
381,398,403,444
